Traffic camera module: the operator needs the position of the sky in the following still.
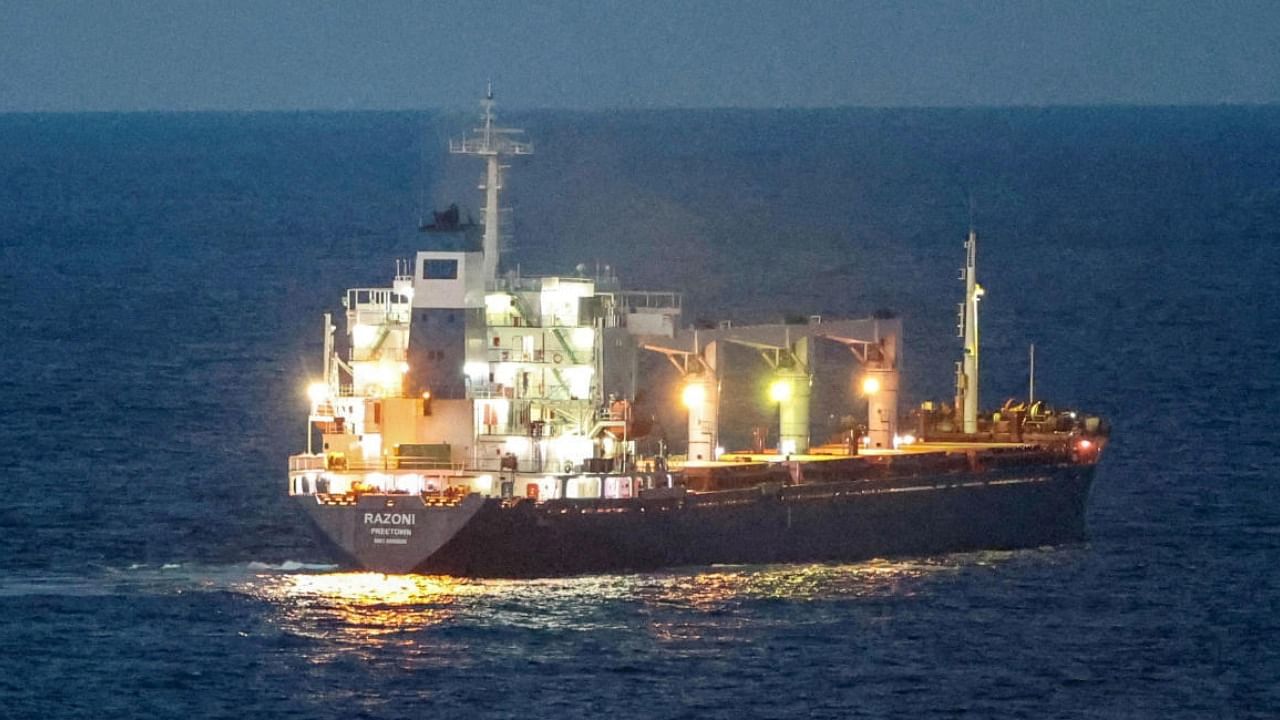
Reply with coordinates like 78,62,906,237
2,0,1278,112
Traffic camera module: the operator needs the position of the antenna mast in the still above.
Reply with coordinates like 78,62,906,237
450,84,534,281
954,227,983,434
1029,342,1036,406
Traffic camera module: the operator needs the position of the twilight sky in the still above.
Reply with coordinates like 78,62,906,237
2,0,1278,111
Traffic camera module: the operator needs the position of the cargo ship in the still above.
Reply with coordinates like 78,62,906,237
287,92,1107,577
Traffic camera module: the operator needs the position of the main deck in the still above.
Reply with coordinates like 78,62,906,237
289,433,1100,507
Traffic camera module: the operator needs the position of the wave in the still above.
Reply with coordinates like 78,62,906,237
246,560,341,572
0,560,345,598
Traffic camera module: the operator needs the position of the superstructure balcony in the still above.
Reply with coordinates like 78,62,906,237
344,287,412,327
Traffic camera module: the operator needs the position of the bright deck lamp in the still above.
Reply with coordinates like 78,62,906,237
861,376,881,396
682,382,707,409
305,381,329,455
307,381,329,405
769,379,793,403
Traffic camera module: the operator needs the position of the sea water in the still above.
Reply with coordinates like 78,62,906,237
1,108,1278,718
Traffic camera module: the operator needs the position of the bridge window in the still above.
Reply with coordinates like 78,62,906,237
423,259,458,280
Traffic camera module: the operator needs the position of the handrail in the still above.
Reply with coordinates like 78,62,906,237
332,459,467,473
288,454,326,472
291,452,466,474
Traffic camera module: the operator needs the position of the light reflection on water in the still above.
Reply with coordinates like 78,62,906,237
234,554,1005,656
633,558,974,647
243,573,479,658
0,551,1025,609
0,551,1079,715
651,558,956,607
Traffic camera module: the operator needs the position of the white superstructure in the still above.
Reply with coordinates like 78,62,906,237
295,92,681,501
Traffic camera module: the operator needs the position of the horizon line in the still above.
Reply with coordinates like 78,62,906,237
3,101,1279,116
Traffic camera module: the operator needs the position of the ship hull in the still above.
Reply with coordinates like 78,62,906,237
295,462,1095,577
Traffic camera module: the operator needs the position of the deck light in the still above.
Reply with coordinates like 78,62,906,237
861,376,881,396
305,382,329,455
682,382,706,409
307,382,329,405
769,379,793,403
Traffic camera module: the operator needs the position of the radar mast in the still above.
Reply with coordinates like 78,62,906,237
449,84,534,281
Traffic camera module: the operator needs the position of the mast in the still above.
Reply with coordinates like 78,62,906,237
1029,342,1036,406
449,84,534,281
322,312,333,390
955,228,983,434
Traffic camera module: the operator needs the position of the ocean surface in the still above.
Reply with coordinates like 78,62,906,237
2,107,1278,718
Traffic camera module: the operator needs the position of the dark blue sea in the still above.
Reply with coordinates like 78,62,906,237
2,107,1278,718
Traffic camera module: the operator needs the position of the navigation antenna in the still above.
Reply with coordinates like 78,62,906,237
450,83,534,281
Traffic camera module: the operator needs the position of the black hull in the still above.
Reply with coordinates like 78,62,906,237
296,461,1095,577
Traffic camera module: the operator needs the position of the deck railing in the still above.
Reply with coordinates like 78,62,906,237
333,458,465,473
288,454,326,472
288,453,464,474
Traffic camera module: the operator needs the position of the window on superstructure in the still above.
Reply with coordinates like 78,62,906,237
423,259,458,280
